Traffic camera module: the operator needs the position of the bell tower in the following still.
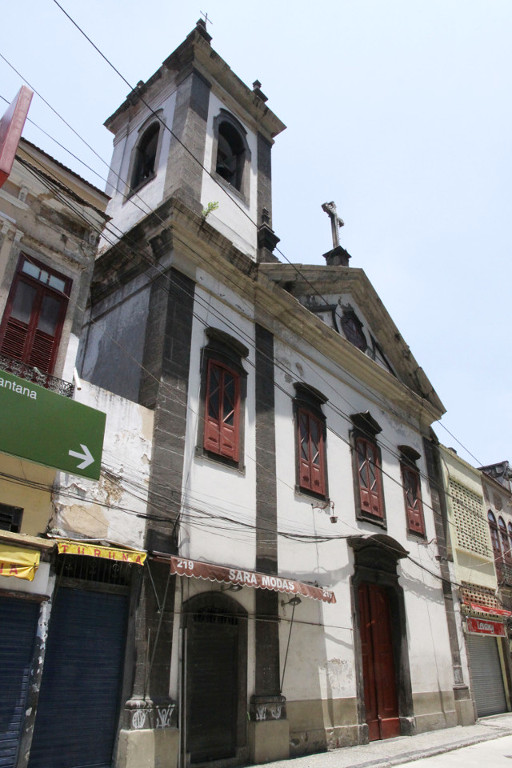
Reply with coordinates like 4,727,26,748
103,19,285,262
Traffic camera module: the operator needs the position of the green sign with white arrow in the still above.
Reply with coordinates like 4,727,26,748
0,370,106,479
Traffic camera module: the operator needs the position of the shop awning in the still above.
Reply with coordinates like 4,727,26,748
169,555,336,604
468,602,512,617
0,544,40,581
57,541,146,565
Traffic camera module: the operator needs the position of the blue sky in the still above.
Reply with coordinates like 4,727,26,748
2,1,511,466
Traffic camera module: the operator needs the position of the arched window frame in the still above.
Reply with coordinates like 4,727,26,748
212,110,251,204
488,510,502,564
399,446,425,537
293,384,328,500
499,517,512,565
127,114,163,197
197,328,249,469
351,412,386,527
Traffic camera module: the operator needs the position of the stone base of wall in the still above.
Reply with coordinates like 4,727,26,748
412,691,458,733
287,697,361,757
248,720,289,764
116,728,179,768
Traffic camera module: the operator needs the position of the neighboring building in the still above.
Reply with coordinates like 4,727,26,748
440,446,512,719
480,460,512,618
0,138,153,768
72,20,472,768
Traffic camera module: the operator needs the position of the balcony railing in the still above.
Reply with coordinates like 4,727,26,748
0,354,74,398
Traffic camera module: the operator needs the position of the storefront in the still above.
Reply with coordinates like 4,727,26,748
465,605,510,717
0,539,49,768
27,541,146,768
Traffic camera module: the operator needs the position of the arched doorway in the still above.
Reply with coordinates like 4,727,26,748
183,592,247,764
350,535,414,742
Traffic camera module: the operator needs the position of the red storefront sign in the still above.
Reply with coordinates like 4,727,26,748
169,555,336,604
467,617,506,637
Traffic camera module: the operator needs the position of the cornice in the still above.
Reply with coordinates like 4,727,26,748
94,197,444,428
104,27,285,143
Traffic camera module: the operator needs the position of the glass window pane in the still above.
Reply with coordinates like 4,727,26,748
37,294,62,335
11,281,37,324
21,260,40,279
49,275,66,293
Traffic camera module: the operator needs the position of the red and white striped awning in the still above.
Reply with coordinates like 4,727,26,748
469,602,512,617
170,555,336,604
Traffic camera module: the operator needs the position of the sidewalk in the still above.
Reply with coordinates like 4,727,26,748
267,714,512,768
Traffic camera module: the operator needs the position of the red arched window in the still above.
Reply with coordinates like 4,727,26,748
488,511,502,563
499,517,512,564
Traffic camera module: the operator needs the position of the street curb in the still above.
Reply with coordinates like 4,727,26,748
341,726,512,768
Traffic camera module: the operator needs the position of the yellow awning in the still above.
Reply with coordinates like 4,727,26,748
57,541,146,565
0,544,40,581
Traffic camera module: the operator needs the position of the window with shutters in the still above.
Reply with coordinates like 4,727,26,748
499,517,512,564
399,447,425,536
204,359,241,462
0,255,71,374
199,328,248,468
488,511,501,563
294,384,328,499
0,502,23,532
351,412,385,525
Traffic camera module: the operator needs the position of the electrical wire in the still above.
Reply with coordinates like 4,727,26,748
8,152,500,570
1,21,503,591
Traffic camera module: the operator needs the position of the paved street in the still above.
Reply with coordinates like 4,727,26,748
399,734,512,766
265,714,512,768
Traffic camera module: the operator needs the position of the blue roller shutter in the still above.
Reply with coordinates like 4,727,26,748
0,597,39,768
28,587,128,768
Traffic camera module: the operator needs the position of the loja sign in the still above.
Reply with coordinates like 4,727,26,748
467,617,506,637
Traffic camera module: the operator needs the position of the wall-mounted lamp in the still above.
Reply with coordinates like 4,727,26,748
311,499,337,523
281,595,302,608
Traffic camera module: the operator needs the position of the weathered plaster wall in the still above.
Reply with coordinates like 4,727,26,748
0,454,55,536
79,272,153,402
51,381,153,549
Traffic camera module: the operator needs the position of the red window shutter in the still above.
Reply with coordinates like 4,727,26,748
0,316,29,360
297,408,326,496
402,465,425,535
499,519,511,565
298,410,312,488
0,260,69,374
203,360,240,461
356,437,384,519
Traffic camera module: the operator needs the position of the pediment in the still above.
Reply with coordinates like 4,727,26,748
259,263,444,416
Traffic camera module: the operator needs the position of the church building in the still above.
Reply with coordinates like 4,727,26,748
69,19,475,768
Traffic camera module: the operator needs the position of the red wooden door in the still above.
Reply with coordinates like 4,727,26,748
358,583,400,740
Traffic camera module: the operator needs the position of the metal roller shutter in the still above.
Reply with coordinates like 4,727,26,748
466,633,507,717
0,597,39,768
28,587,128,768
